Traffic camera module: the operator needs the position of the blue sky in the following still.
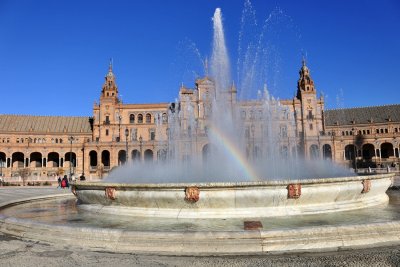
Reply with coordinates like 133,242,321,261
0,0,399,116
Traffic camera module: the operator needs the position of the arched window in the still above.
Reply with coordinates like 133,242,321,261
280,126,287,138
322,144,332,159
129,114,135,124
146,113,151,123
250,110,255,119
101,150,110,168
138,114,143,123
89,151,97,168
157,149,167,162
162,113,167,123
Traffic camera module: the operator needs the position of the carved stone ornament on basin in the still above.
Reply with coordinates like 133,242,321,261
362,179,371,193
287,183,301,199
105,187,117,200
185,186,200,203
244,221,263,230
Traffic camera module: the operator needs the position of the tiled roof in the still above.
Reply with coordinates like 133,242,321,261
325,104,400,126
0,115,92,133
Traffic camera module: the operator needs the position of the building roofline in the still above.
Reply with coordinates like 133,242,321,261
326,103,400,111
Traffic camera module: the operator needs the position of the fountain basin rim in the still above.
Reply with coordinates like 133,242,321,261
74,173,393,189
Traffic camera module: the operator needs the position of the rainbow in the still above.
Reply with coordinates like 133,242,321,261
208,123,260,181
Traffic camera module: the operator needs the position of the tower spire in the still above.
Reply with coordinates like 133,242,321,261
296,58,315,99
109,58,113,72
101,60,118,100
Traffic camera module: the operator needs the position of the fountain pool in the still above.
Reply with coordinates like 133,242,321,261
0,182,399,255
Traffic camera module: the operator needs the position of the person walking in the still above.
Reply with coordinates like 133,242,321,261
57,176,62,189
61,175,68,189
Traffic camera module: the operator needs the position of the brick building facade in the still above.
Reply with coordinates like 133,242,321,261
0,61,399,181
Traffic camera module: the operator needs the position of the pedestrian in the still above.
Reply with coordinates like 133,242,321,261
57,176,62,189
63,175,70,188
61,175,68,189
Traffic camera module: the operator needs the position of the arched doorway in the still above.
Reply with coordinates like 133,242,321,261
322,144,332,160
345,145,356,160
47,152,59,167
0,152,5,163
362,144,375,160
381,143,394,158
12,152,24,168
202,144,211,162
65,152,77,168
131,150,140,162
118,150,127,165
0,152,6,175
30,152,42,167
309,145,319,159
144,149,153,162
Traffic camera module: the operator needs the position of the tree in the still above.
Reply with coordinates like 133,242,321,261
19,168,30,186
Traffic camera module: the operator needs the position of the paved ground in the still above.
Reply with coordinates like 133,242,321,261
393,175,400,188
0,186,400,266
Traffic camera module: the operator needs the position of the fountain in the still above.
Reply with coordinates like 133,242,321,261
73,7,392,218
0,3,398,255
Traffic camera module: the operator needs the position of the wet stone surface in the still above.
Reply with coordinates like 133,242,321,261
2,190,400,232
0,230,399,267
1,187,400,266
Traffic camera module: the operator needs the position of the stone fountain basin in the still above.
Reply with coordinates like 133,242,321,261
73,174,394,218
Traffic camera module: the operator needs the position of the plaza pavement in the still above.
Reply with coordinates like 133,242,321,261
0,186,399,266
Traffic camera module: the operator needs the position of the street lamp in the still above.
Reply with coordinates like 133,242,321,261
80,147,85,181
352,128,358,173
118,115,122,142
125,128,129,163
0,159,3,178
68,136,74,181
139,136,143,161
